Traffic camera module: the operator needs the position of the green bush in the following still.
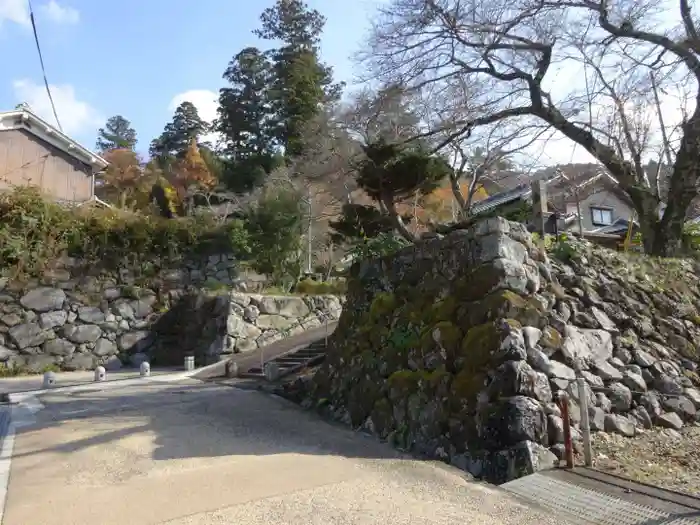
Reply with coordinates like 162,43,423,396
294,279,347,295
0,186,250,277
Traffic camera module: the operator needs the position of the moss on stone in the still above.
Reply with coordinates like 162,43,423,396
540,325,562,350
454,264,509,303
456,289,542,331
370,397,395,437
684,370,700,386
369,292,397,321
448,322,503,406
460,322,500,357
422,321,462,353
387,370,424,395
428,296,458,324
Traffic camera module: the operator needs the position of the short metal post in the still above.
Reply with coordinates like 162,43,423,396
94,366,106,382
42,371,56,388
184,355,194,372
140,361,151,377
324,316,329,346
557,391,574,469
577,377,593,467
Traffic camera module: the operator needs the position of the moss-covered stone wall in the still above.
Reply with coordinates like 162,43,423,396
310,217,700,484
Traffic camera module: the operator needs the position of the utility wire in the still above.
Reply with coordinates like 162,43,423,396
27,0,62,132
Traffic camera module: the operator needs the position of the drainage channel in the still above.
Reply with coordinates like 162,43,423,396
502,469,700,524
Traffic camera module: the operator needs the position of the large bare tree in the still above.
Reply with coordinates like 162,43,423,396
363,0,699,255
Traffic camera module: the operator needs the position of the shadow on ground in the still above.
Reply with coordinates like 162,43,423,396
8,381,700,525
9,380,410,465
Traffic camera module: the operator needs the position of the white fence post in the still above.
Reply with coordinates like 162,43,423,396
577,377,593,467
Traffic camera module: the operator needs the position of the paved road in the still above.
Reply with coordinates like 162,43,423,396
2,380,574,525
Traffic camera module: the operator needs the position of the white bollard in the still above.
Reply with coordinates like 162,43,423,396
225,361,239,378
140,361,151,377
184,355,194,372
42,371,56,389
94,366,106,382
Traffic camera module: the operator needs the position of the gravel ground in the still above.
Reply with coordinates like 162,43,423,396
590,423,700,497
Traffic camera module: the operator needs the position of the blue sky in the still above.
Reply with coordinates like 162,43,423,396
0,0,380,156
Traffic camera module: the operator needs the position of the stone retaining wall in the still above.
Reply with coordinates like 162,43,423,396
311,217,700,484
0,276,342,372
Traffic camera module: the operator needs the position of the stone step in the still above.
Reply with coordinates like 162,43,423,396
241,342,328,381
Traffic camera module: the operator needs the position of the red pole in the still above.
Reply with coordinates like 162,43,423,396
558,392,574,469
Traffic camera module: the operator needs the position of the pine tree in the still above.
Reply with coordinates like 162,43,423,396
96,115,137,152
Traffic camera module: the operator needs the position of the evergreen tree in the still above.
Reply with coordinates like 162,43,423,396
216,47,279,192
254,0,343,159
149,102,209,162
96,115,137,152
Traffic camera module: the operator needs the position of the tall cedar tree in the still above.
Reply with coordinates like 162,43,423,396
149,102,209,164
96,116,137,152
216,47,279,192
254,0,343,159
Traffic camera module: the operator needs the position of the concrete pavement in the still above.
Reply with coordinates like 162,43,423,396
1,379,576,525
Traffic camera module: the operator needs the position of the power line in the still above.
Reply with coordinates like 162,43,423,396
27,0,62,132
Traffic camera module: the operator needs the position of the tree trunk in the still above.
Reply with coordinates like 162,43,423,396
640,211,685,257
381,192,416,242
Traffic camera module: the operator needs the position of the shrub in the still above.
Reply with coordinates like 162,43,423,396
294,279,347,295
0,186,250,278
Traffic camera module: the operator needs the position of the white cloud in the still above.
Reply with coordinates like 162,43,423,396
40,0,79,25
13,78,102,137
168,89,221,146
0,0,30,27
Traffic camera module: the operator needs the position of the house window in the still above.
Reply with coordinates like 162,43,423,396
591,207,613,226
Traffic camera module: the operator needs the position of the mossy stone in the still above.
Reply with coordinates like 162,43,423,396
420,321,462,355
369,292,397,321
450,322,508,406
428,296,458,324
454,263,513,303
370,397,395,438
540,325,562,350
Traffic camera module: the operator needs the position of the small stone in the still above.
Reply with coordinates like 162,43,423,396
522,326,542,350
93,338,117,357
606,382,632,412
62,324,102,344
656,412,683,430
19,287,66,312
77,306,105,324
633,349,656,367
604,413,635,437
8,323,47,349
621,370,647,393
38,310,67,330
594,361,623,381
654,374,684,396
43,338,75,357
661,396,697,422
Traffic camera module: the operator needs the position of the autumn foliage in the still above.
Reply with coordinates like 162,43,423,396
174,139,217,192
100,148,145,209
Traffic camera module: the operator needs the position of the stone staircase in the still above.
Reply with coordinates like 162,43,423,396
240,338,328,381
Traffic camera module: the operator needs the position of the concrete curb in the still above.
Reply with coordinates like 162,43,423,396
4,369,202,404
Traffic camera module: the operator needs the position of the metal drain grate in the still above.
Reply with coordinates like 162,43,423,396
502,473,700,525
